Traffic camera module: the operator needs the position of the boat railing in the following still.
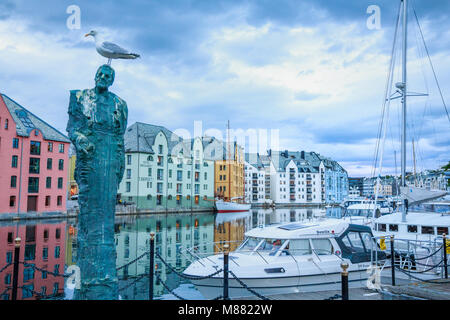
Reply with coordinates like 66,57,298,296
370,235,448,279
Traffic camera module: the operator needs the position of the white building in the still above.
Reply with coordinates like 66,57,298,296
244,153,266,204
259,150,348,205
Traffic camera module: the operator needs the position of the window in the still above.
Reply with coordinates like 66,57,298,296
147,155,153,161
48,142,53,152
341,232,365,253
158,144,163,154
168,169,172,178
11,155,18,168
55,228,61,239
126,182,131,192
204,172,207,180
22,284,34,299
46,177,51,188
57,196,62,206
288,239,312,255
127,155,131,165
4,119,8,129
47,158,52,170
311,239,333,255
57,177,63,189
6,252,13,263
148,167,152,177
421,226,434,235
42,247,48,260
58,144,64,153
389,224,398,232
58,159,64,170
157,182,163,193
407,225,417,233
4,274,11,285
157,169,163,180
29,158,40,174
24,244,36,260
10,176,17,188
45,196,50,206
7,233,13,244
54,246,60,258
30,141,41,155
437,227,449,235
126,169,131,179
12,138,19,149
377,224,386,232
28,177,39,193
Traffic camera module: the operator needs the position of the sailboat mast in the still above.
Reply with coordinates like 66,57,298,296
401,0,408,222
227,120,231,201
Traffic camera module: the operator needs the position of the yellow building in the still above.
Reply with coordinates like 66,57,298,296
214,142,244,201
68,154,78,198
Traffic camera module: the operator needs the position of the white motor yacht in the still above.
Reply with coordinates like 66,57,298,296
183,219,386,299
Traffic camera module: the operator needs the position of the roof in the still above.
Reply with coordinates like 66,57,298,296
375,211,450,226
245,219,350,239
1,94,70,143
124,122,189,154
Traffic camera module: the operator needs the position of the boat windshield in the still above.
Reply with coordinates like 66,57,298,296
236,237,262,253
236,237,286,256
256,238,286,256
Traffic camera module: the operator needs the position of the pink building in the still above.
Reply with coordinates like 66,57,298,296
0,222,66,300
0,94,70,214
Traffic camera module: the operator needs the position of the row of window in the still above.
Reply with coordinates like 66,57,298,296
10,155,64,171
376,223,448,235
9,195,63,207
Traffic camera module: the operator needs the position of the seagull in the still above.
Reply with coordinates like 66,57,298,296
85,30,140,65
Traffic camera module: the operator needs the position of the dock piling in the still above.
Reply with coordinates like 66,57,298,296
149,231,155,300
444,234,448,279
223,244,229,300
11,237,21,301
341,262,349,300
390,235,396,286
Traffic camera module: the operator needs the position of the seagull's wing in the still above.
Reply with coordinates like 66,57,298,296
101,41,130,55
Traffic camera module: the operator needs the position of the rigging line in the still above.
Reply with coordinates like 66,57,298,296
413,6,450,126
372,0,403,179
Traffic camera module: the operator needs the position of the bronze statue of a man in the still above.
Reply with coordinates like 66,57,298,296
67,65,128,299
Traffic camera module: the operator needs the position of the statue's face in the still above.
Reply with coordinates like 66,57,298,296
95,66,114,90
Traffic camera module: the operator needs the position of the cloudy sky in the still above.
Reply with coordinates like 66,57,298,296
0,0,449,177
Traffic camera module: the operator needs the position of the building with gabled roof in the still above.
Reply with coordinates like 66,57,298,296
117,122,215,210
0,94,70,214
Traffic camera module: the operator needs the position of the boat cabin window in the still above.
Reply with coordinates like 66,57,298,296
389,224,398,232
311,239,333,255
407,225,417,233
237,237,262,253
288,239,311,256
421,226,434,235
341,231,373,253
377,224,386,232
257,238,286,256
437,227,448,235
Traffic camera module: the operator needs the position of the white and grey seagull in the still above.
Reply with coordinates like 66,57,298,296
85,30,140,65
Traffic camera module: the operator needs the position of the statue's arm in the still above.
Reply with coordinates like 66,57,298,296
67,90,94,155
116,100,128,184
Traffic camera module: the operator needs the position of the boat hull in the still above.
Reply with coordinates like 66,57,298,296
215,201,251,213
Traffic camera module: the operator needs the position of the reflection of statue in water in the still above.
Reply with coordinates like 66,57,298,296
67,65,128,299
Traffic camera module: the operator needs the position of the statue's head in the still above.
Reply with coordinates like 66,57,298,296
95,65,115,91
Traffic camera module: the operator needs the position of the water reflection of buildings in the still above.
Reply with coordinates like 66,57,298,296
114,213,215,300
251,208,327,228
214,212,252,252
0,222,66,300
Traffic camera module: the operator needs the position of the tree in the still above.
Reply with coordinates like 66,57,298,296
442,161,450,171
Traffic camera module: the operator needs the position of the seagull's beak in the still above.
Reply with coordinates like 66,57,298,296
84,33,90,37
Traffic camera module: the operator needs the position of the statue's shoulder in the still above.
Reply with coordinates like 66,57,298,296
109,92,128,109
69,89,95,115
70,89,95,103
